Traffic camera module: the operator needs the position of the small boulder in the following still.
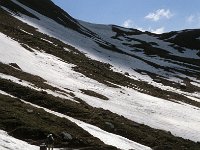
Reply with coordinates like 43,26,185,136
9,63,21,70
105,122,115,129
60,132,73,142
132,122,140,128
124,72,129,76
180,84,186,89
26,109,34,113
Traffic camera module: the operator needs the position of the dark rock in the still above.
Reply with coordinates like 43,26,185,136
9,63,21,70
180,84,186,89
124,72,129,76
105,122,115,129
154,78,162,83
132,122,140,128
60,132,73,142
26,109,34,113
40,90,47,94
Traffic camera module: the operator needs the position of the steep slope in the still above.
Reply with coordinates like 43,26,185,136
0,0,200,150
3,0,199,98
160,29,200,51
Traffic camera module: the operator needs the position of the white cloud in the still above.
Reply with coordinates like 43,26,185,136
122,19,145,32
150,27,165,34
186,14,200,25
136,27,145,32
122,19,134,28
186,15,195,23
145,9,173,21
122,20,165,34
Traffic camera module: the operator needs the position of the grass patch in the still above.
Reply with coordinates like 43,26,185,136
0,6,199,109
0,94,117,149
0,78,200,149
80,89,109,100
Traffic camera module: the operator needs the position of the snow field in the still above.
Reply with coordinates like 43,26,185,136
0,130,38,150
4,0,200,103
0,90,152,150
0,31,200,143
0,0,200,143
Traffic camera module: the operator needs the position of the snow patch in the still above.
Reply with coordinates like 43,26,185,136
4,0,200,100
1,29,200,142
20,29,33,35
0,73,77,103
191,82,200,88
0,130,38,150
0,90,151,150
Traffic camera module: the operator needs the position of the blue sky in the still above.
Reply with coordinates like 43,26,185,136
52,0,200,33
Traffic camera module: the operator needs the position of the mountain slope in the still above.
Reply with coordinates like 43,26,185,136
0,0,200,149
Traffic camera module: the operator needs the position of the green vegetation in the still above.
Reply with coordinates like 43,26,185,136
1,78,200,149
160,29,200,50
0,94,116,149
0,6,199,108
80,89,109,100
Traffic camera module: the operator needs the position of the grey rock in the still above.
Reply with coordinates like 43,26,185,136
105,122,115,129
61,132,73,141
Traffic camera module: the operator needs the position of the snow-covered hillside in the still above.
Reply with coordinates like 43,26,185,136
3,0,200,100
0,0,200,149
